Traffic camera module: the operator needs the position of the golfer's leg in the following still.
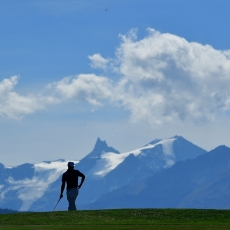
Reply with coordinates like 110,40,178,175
69,196,76,210
67,189,78,210
67,190,74,210
67,191,70,210
73,188,79,210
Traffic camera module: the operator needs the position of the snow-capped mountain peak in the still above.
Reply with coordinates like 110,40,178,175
88,135,206,177
94,143,158,177
89,136,179,177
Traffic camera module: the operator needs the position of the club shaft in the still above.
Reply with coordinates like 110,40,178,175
53,198,61,211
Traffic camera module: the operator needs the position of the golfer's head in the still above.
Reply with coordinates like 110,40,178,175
68,162,75,169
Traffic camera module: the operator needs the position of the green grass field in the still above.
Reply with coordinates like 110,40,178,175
0,209,230,230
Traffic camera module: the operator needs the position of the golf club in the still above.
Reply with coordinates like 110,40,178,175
53,197,62,211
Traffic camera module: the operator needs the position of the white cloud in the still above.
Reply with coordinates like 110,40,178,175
0,76,59,119
110,28,230,124
88,53,109,70
51,74,113,106
2,29,230,125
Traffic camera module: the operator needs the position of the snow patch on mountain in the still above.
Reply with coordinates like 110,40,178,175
0,160,78,211
4,166,13,169
93,137,176,177
94,144,156,177
158,138,176,168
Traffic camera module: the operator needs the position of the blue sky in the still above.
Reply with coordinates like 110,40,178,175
1,0,230,165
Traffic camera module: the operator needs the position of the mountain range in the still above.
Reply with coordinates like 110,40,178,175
83,145,230,210
1,135,230,211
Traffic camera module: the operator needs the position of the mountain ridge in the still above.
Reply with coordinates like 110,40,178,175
82,145,230,210
0,135,209,211
30,135,207,211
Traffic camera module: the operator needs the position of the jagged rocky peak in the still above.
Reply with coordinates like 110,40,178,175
94,138,109,151
87,138,120,158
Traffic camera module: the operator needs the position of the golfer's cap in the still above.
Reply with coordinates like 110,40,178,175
68,162,75,168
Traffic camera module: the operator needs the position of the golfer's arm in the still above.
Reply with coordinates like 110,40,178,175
79,174,85,187
60,181,65,195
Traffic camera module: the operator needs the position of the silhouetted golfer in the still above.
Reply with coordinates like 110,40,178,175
60,162,85,210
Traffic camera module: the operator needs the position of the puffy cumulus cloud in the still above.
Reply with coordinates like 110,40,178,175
88,53,109,70
0,76,58,119
45,29,230,125
0,73,113,119
3,29,230,125
110,28,230,124
50,74,113,106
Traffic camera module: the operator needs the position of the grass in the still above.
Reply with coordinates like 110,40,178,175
0,209,230,229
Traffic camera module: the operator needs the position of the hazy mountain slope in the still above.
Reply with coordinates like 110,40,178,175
84,145,230,210
0,207,18,214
